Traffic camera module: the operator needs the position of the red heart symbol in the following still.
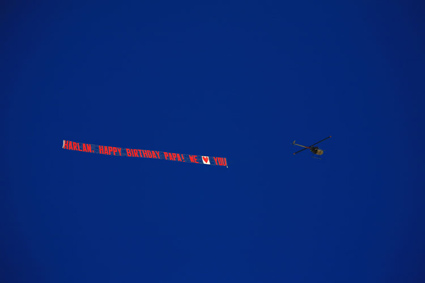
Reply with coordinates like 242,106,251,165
202,156,209,163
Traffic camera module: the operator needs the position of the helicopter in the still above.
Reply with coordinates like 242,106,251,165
293,136,331,157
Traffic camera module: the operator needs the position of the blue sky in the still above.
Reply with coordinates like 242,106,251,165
2,1,425,282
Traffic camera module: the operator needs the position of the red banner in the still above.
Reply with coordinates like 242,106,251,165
62,140,228,167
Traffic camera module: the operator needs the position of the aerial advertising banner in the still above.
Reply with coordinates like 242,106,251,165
62,140,228,167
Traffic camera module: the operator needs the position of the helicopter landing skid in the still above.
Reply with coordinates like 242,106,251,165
312,155,322,160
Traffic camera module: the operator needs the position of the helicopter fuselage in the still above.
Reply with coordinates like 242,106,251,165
310,147,323,155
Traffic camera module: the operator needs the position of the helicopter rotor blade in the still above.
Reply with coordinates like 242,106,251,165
309,136,332,147
293,147,308,155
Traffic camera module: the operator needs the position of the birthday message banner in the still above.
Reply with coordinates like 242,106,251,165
62,140,228,167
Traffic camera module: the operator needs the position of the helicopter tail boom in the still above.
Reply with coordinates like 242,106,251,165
293,141,310,149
